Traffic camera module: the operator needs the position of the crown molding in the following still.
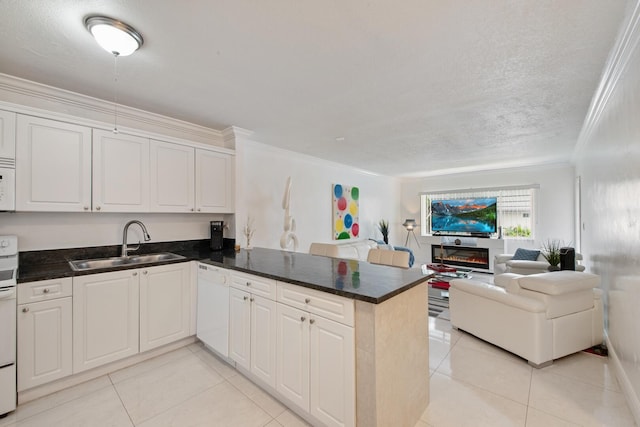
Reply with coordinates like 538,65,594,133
574,2,640,156
0,73,227,145
222,126,254,149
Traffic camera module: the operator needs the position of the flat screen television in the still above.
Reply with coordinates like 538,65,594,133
431,197,497,235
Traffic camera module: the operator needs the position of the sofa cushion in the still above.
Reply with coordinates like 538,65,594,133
493,273,523,293
516,271,600,319
518,271,600,295
512,248,541,261
450,279,546,312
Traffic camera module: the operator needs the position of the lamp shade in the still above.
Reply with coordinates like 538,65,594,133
85,16,143,56
402,219,417,230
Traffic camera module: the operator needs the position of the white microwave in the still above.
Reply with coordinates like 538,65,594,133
0,167,15,211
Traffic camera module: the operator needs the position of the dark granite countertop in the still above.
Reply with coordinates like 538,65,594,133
18,241,431,304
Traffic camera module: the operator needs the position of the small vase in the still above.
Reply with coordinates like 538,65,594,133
547,265,560,272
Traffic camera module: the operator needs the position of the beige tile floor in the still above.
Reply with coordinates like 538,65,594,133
0,317,636,427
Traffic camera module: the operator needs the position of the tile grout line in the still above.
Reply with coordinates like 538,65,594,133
109,378,137,427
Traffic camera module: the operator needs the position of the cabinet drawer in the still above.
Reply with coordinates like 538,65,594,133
230,271,276,300
18,277,72,304
277,282,354,327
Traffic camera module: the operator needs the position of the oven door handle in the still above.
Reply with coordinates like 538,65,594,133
0,287,15,300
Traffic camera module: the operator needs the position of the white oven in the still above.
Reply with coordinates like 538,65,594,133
0,236,17,417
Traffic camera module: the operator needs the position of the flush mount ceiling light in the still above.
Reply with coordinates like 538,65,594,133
84,16,143,57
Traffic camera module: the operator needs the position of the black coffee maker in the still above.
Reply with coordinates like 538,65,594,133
210,221,224,251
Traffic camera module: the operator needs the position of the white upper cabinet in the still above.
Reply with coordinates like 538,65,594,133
195,148,234,213
11,110,235,214
0,109,16,161
93,129,149,212
16,115,92,212
150,140,195,212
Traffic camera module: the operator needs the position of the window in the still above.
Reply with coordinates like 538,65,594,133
420,185,538,240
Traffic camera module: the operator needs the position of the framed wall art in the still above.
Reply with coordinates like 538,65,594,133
332,183,360,240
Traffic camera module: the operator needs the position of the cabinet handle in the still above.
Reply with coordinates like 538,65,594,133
246,282,251,287
22,307,29,313
143,271,148,275
190,208,194,212
250,297,254,302
243,296,248,301
197,208,202,212
83,206,89,211
310,319,315,325
305,298,311,304
133,272,138,276
300,316,306,322
96,206,101,211
42,288,50,293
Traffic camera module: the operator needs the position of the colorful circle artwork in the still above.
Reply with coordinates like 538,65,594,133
332,184,360,240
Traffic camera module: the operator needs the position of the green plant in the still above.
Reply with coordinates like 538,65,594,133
541,239,562,268
378,219,389,244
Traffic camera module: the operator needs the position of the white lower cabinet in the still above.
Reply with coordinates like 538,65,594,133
73,270,140,373
17,278,73,391
73,263,191,373
229,273,277,388
275,284,355,427
139,263,191,352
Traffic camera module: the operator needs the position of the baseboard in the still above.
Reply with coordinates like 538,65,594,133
606,334,640,424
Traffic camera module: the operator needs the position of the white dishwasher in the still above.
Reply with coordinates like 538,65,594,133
196,263,230,358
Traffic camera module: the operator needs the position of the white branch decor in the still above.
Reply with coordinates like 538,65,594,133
280,176,299,251
243,216,255,249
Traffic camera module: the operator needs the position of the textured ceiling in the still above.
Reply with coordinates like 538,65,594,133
0,1,628,177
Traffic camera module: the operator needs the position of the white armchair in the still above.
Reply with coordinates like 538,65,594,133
449,271,603,367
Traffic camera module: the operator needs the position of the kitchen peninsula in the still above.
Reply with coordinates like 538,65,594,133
18,243,430,427
202,247,431,427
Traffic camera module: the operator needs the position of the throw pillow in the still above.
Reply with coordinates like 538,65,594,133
512,248,540,261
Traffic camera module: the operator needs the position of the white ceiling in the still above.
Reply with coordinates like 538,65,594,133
0,1,628,177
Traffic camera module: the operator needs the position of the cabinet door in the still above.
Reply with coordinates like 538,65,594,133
93,129,149,212
150,140,195,212
229,287,251,370
16,115,92,212
139,263,190,352
0,109,15,161
195,149,234,213
250,295,277,388
17,297,72,391
73,270,139,373
276,303,309,412
310,316,355,427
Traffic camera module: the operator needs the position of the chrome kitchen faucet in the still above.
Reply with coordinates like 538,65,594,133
121,220,151,257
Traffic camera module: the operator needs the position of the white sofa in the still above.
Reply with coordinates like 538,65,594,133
449,271,603,367
494,252,585,275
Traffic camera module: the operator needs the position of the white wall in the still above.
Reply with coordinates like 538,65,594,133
574,1,640,420
399,163,576,264
234,139,401,252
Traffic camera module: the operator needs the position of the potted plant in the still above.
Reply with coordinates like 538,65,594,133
378,219,389,244
542,239,562,271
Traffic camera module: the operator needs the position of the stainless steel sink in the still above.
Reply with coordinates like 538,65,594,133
69,252,186,271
